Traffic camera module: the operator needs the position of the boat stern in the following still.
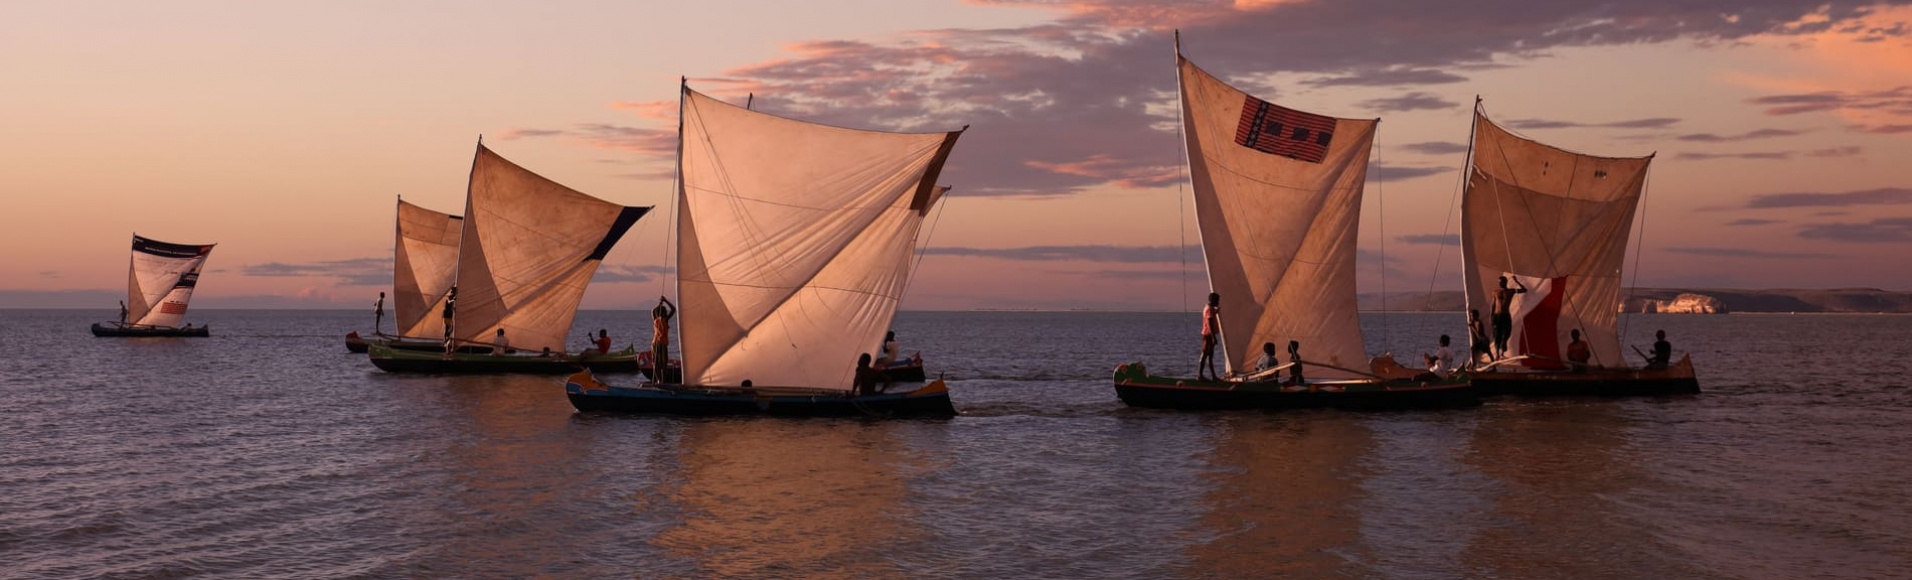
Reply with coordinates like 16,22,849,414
564,370,610,395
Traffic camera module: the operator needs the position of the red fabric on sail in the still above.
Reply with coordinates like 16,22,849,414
1518,276,1569,370
1234,95,1335,163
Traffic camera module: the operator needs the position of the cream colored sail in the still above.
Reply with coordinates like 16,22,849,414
392,199,462,338
1459,108,1650,370
676,86,962,389
1179,55,1376,378
451,144,650,353
126,234,215,328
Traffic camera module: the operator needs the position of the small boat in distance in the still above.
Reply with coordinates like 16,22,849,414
92,235,216,338
345,199,462,353
366,141,650,374
566,82,962,417
1456,102,1699,396
1111,39,1476,410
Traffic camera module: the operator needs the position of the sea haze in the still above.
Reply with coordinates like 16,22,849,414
2,309,1908,578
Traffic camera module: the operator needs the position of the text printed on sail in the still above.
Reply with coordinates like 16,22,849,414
1234,95,1334,163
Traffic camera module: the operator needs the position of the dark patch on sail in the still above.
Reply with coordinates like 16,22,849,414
133,236,214,259
1235,95,1335,163
175,272,200,288
586,206,652,261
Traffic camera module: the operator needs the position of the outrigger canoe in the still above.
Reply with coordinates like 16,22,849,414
366,343,640,374
564,370,956,417
1470,355,1700,397
1113,362,1478,411
92,322,210,337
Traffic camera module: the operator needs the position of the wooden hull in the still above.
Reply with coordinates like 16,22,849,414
1112,362,1478,411
1472,355,1700,397
91,322,209,337
880,358,927,382
366,343,640,374
347,334,493,355
564,371,956,417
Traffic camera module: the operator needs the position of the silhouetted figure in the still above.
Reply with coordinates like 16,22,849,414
1491,276,1528,359
1566,329,1591,371
1645,330,1672,370
373,291,386,334
1467,309,1491,367
649,296,675,384
853,353,880,397
1287,340,1304,385
1198,292,1221,381
118,300,128,324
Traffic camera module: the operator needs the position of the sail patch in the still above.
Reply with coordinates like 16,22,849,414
1235,95,1335,163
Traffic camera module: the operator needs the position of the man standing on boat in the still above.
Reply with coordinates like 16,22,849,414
118,300,128,324
649,296,675,383
1491,276,1527,359
373,291,385,335
441,287,457,354
1198,292,1221,381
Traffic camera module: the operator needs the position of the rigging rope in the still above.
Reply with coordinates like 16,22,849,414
1620,167,1654,347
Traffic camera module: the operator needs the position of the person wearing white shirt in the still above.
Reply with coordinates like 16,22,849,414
1425,334,1455,377
491,328,510,356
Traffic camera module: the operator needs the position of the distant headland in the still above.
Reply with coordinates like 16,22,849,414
1358,288,1912,314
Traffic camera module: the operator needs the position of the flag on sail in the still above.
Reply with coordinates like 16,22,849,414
393,199,462,338
1460,111,1651,369
126,235,215,328
451,144,650,353
1179,55,1376,378
676,86,962,389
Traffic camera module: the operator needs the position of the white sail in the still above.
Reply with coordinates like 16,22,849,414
451,144,650,353
393,199,463,338
125,235,215,328
1179,55,1376,378
676,86,962,389
1459,109,1651,369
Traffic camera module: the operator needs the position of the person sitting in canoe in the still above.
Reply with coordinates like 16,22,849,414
853,353,880,396
1199,292,1221,381
538,346,556,358
1254,341,1279,374
1566,329,1592,371
590,329,612,356
1491,276,1527,359
1286,340,1304,385
491,328,510,356
876,331,899,368
1643,330,1672,370
649,296,675,384
1423,334,1455,377
1467,309,1491,368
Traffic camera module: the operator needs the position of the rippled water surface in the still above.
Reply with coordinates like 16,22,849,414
2,309,1908,579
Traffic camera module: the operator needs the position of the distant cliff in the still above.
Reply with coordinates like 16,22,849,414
1360,288,1912,313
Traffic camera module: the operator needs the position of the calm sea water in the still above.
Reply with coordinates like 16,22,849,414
2,309,1908,579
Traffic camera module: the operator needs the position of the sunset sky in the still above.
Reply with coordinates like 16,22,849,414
4,0,1910,311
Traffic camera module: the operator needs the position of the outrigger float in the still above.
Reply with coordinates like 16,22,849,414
366,343,641,374
565,371,955,417
564,82,963,417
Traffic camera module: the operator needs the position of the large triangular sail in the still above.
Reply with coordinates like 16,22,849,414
1459,107,1651,369
451,144,650,353
126,235,215,328
1178,55,1376,378
676,86,962,389
392,199,463,338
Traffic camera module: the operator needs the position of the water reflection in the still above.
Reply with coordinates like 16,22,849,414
1458,401,1694,578
651,419,917,579
1183,412,1376,576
